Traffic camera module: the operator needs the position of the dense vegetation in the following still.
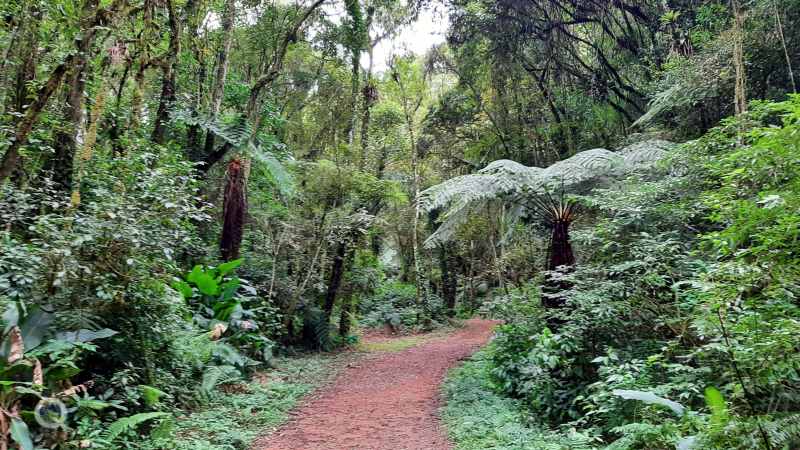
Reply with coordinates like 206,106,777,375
0,0,798,448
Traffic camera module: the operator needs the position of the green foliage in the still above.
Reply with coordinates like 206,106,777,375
176,261,274,365
136,353,343,450
359,281,446,331
444,349,597,450
105,412,171,444
419,141,673,247
465,97,800,449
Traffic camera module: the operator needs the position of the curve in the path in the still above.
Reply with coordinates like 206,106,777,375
253,319,498,450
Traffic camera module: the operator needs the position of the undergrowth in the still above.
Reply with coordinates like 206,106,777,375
132,352,349,450
443,347,596,450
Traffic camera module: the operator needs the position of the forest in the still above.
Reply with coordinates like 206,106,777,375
0,0,799,449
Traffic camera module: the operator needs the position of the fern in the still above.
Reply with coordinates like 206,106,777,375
249,141,294,197
105,412,170,443
303,305,332,351
420,140,673,247
171,109,253,147
200,364,240,395
758,414,800,448
172,108,294,196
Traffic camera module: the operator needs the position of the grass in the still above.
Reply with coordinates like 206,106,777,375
135,352,354,450
132,325,460,450
356,323,462,353
357,334,430,352
442,347,596,450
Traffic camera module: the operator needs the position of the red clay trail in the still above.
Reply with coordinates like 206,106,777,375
253,319,498,450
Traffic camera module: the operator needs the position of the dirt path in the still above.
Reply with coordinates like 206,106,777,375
253,319,498,450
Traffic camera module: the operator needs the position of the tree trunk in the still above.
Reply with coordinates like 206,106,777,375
202,0,236,157
183,0,207,158
731,0,747,116
0,63,70,183
339,295,354,337
220,158,248,261
0,0,124,183
323,241,348,321
348,51,360,158
151,0,181,144
547,220,575,271
46,0,104,189
439,244,457,317
542,220,576,314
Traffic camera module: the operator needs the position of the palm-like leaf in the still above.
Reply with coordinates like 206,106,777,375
420,140,674,248
172,108,294,197
171,109,253,147
248,142,294,197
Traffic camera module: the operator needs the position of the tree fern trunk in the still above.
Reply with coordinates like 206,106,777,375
339,295,353,337
547,219,575,271
220,158,247,261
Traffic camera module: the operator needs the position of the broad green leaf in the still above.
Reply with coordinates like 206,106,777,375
10,418,33,450
20,308,55,352
44,365,81,382
220,278,241,301
171,280,193,300
217,258,243,276
2,302,21,334
186,265,204,283
140,385,167,407
193,273,219,296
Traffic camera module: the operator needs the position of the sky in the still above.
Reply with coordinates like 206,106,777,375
208,1,449,73
367,5,449,72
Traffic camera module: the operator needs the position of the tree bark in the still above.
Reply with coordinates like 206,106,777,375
202,0,236,157
547,220,575,271
731,0,747,116
151,0,181,144
0,63,69,182
439,244,457,317
45,0,105,189
323,241,348,321
220,158,248,261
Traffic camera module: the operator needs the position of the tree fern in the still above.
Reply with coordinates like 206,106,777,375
172,108,294,196
420,140,674,248
171,109,253,147
249,141,294,197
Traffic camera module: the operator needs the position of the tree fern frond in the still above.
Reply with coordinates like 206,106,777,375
171,108,253,147
248,142,294,197
425,199,484,248
619,140,676,169
540,148,621,186
421,141,672,247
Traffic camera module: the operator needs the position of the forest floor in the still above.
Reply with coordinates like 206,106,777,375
252,319,499,450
